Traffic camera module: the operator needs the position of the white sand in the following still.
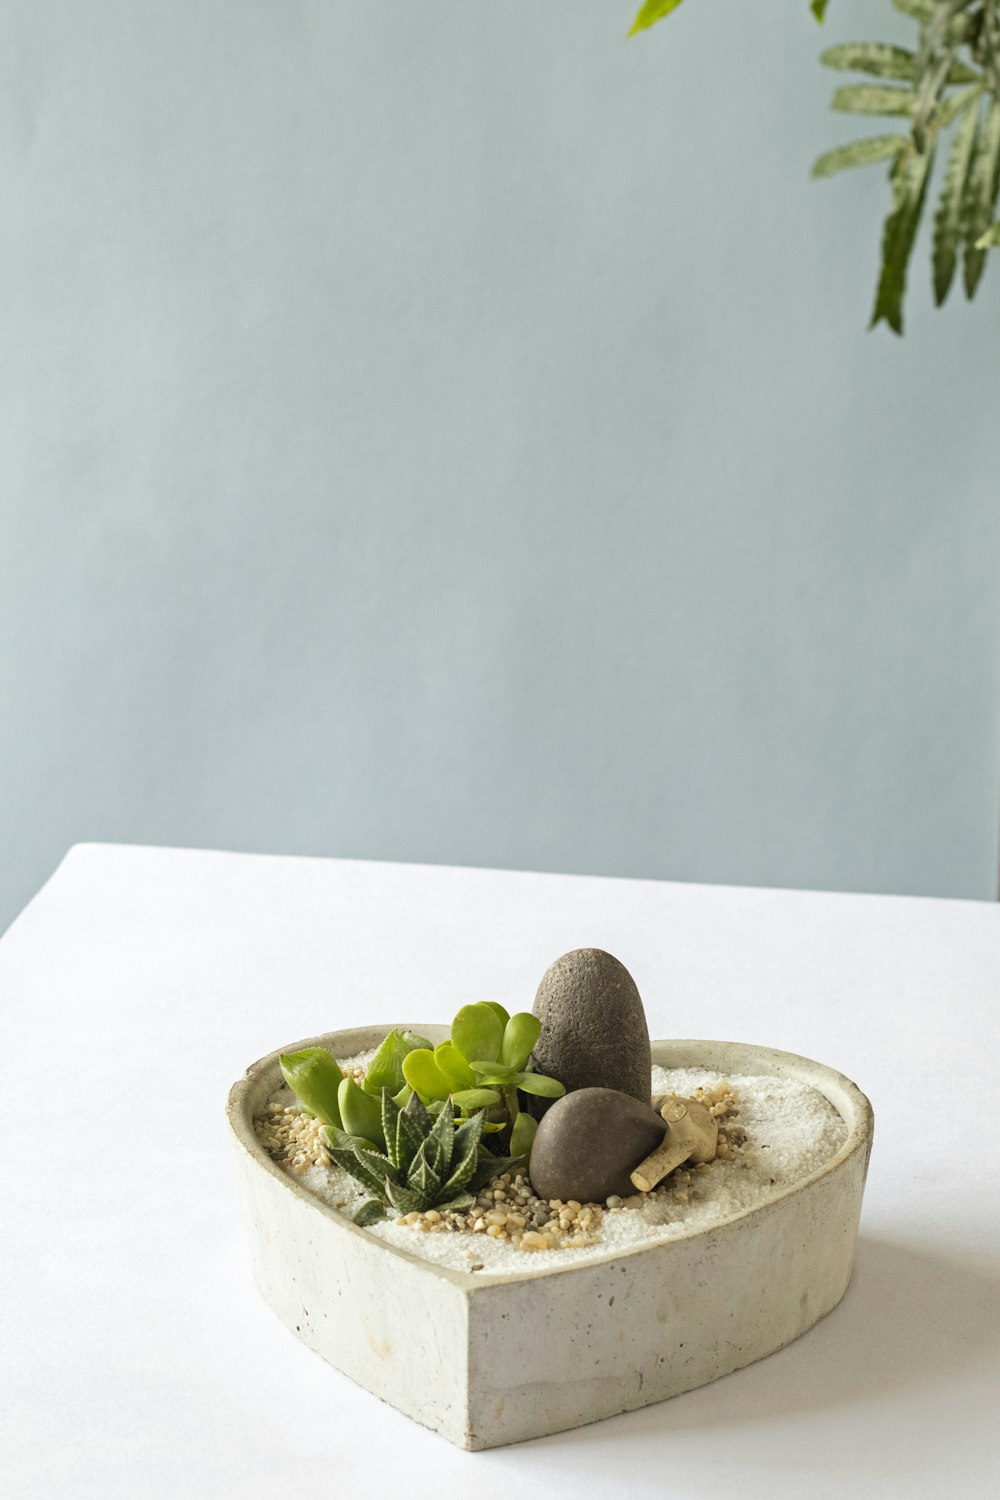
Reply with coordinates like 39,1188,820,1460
268,1057,848,1279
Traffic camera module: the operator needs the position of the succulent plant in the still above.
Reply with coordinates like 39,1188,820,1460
401,1002,566,1165
327,1087,519,1226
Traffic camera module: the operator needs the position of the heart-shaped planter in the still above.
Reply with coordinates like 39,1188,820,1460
228,1027,873,1450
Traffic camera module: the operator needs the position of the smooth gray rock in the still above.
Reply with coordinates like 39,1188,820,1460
529,948,651,1113
528,1087,666,1203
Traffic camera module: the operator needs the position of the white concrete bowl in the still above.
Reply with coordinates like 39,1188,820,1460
228,1027,873,1450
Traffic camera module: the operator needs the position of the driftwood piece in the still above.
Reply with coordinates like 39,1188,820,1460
630,1094,719,1192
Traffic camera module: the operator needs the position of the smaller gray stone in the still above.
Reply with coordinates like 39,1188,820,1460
528,1087,666,1204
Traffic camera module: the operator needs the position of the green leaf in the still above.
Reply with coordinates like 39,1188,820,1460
933,95,979,303
395,1106,423,1175
451,1004,504,1066
352,1199,386,1227
501,1012,541,1071
424,1098,455,1179
833,85,919,116
964,100,1000,297
353,1142,396,1183
439,1110,486,1197
627,0,686,38
469,1154,520,1193
401,1048,452,1102
812,134,908,178
436,1192,475,1214
481,1001,510,1029
337,1076,385,1147
433,1041,476,1091
381,1088,401,1170
385,1178,427,1215
891,0,934,21
509,1110,538,1162
820,44,977,86
811,0,829,21
363,1029,430,1096
975,221,1000,248
329,1147,386,1199
451,1087,501,1110
513,1070,566,1098
821,43,918,81
931,84,983,132
870,146,934,334
279,1048,344,1129
407,1142,442,1202
403,1088,432,1133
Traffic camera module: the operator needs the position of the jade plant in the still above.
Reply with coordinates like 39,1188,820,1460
328,1088,520,1226
400,1002,565,1163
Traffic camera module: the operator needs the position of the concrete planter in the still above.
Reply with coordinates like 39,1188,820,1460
228,1028,873,1450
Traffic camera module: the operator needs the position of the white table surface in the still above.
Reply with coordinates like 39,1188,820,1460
3,843,999,1498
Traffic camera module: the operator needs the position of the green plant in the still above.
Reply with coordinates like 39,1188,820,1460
401,1002,565,1163
630,0,1000,332
327,1088,519,1226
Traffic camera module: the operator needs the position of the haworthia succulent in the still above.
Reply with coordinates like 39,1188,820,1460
933,94,980,302
812,134,908,178
871,146,935,332
963,99,1000,297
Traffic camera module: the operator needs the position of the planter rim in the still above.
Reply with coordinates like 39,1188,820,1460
227,1025,873,1290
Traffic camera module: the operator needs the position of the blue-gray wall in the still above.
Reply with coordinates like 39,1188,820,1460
2,0,998,931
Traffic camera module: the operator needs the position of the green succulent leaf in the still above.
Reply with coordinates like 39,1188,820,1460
833,84,919,116
451,1087,502,1110
452,1003,504,1066
338,1076,385,1147
628,0,686,38
976,221,1000,247
433,1041,476,1091
469,1153,521,1192
871,145,935,334
364,1029,431,1096
423,1097,455,1178
380,1088,402,1170
513,1070,566,1098
439,1109,486,1197
436,1192,475,1213
934,95,980,303
354,1141,396,1182
407,1144,442,1201
501,1012,541,1071
964,99,1000,298
812,134,908,178
279,1048,344,1129
395,1106,423,1174
403,1087,432,1133
401,1048,452,1102
385,1177,427,1215
353,1199,386,1227
509,1110,538,1162
330,1147,388,1199
481,1001,511,1029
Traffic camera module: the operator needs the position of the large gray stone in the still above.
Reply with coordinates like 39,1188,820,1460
529,948,651,1112
528,1087,666,1203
